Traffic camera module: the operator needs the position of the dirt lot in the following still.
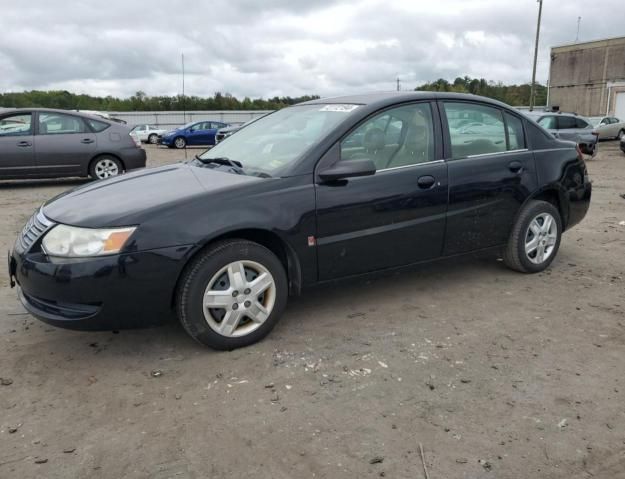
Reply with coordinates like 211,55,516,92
1,143,624,479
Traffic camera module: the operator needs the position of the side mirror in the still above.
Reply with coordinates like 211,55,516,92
319,159,376,182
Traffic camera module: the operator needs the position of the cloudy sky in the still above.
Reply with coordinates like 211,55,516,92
0,0,622,99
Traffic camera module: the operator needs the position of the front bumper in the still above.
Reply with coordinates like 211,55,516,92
10,245,193,330
159,136,173,146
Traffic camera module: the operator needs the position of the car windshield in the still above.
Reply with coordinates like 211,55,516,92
197,104,360,176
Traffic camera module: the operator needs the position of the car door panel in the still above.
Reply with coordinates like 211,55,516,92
315,101,447,281
316,162,448,279
34,113,96,176
444,151,537,254
441,102,537,255
0,112,36,178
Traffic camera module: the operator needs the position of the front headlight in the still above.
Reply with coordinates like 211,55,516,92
42,225,136,257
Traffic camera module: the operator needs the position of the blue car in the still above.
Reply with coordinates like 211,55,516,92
159,120,229,149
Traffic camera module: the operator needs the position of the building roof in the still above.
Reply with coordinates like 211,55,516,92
551,35,625,52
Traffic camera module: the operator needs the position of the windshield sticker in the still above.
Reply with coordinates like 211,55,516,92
319,104,359,113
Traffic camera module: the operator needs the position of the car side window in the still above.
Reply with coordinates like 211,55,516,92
87,119,110,132
444,102,506,158
575,118,589,128
504,112,526,150
538,116,557,129
340,103,435,170
0,113,32,136
557,116,577,129
39,113,87,135
600,118,610,125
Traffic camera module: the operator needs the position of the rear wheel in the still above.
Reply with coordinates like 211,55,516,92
503,200,562,273
174,136,186,149
176,240,288,350
89,156,123,180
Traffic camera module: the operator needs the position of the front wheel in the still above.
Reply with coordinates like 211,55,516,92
503,200,562,273
617,129,624,141
176,240,288,350
148,134,158,144
174,136,186,149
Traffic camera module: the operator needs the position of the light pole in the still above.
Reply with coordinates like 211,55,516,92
529,0,543,112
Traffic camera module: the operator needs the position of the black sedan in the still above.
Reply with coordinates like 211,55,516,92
9,92,591,350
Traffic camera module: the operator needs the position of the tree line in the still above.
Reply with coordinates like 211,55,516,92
1,77,548,111
0,90,320,111
414,76,548,106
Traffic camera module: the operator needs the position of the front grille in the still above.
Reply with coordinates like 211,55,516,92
16,209,54,253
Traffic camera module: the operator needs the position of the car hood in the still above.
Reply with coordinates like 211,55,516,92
43,163,260,228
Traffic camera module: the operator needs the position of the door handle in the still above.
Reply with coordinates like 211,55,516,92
17,140,32,147
81,138,95,144
417,175,436,189
508,161,523,173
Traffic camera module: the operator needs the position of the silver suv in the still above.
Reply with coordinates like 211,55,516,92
524,111,598,156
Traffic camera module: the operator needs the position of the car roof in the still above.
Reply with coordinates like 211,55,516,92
300,91,515,110
1,107,115,123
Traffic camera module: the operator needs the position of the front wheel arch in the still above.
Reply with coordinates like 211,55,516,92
171,229,302,310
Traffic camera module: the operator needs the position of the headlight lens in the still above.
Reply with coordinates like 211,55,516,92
42,225,136,257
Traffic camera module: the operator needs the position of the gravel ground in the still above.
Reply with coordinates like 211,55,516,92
1,143,624,479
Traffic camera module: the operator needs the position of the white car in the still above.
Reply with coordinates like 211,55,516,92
131,124,168,144
587,116,625,140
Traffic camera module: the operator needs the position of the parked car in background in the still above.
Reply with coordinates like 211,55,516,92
215,115,268,144
131,124,168,144
587,116,625,140
525,112,598,156
159,120,229,148
0,108,146,180
9,92,591,350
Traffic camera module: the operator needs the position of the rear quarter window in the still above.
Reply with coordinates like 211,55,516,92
87,119,110,132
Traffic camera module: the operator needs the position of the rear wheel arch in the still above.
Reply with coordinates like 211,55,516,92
517,187,568,231
172,228,302,309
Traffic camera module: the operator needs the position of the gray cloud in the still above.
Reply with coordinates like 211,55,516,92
0,0,622,99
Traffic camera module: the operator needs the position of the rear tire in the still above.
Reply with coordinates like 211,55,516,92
176,240,288,350
503,200,562,273
89,156,123,180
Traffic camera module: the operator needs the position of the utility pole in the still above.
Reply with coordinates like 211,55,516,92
529,0,543,112
396,77,400,91
575,16,581,42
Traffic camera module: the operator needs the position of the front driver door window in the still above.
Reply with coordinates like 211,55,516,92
315,102,448,280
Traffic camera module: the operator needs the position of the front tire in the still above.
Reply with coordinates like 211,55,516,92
148,134,158,144
174,136,186,149
176,240,288,350
503,200,562,273
617,129,624,141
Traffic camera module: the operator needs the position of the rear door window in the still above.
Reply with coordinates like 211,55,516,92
557,116,577,129
39,113,87,134
575,118,590,128
87,119,110,132
443,102,506,158
537,116,557,129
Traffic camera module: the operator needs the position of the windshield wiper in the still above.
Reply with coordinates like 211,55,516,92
195,155,245,174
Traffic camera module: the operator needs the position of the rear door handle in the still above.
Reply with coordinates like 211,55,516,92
417,175,436,189
17,140,32,147
81,138,95,144
508,161,523,173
